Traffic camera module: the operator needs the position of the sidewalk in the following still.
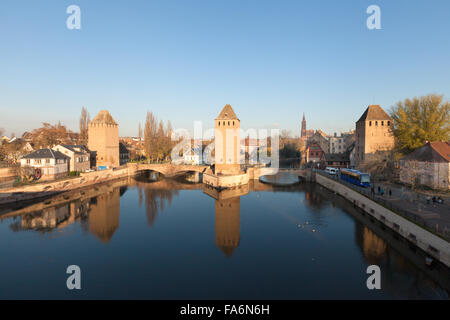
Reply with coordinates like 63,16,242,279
316,170,450,239
368,182,450,238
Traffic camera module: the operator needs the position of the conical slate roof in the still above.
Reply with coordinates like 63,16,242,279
90,110,118,125
216,104,239,120
357,105,392,123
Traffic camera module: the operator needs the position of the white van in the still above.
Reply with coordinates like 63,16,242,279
325,167,338,175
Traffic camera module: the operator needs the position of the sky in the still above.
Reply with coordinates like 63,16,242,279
1,0,449,138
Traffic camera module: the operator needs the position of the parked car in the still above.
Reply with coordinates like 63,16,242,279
325,167,339,175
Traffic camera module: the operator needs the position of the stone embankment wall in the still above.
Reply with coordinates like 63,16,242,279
0,167,16,189
203,172,249,188
0,167,128,204
315,173,450,267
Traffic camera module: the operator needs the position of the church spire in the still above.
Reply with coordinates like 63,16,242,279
301,113,306,137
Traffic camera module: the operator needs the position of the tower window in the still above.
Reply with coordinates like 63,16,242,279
369,121,372,126
375,121,378,126
233,121,235,126
228,121,230,126
218,121,220,127
387,121,390,126
223,121,225,126
381,121,384,126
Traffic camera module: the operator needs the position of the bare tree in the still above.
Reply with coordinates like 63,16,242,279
144,111,157,162
78,107,90,145
138,122,142,140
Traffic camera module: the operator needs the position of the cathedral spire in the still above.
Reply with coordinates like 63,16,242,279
301,113,306,137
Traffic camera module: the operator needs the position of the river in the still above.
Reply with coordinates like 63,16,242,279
0,175,448,299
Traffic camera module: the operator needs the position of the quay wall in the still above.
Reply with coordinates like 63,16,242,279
0,167,128,205
315,173,450,267
0,167,16,189
203,172,249,188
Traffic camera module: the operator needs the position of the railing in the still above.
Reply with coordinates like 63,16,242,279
314,169,450,240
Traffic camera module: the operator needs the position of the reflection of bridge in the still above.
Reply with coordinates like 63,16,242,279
128,163,209,177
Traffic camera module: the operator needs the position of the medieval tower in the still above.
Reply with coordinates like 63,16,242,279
88,110,119,168
355,105,394,167
214,104,241,175
215,196,240,257
88,187,120,243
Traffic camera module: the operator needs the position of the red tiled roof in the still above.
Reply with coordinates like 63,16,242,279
401,141,450,163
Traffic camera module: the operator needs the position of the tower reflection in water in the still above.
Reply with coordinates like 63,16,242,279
203,184,249,257
10,185,127,244
88,188,121,243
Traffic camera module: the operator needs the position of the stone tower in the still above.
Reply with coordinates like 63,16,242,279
88,110,119,168
355,105,394,167
88,187,120,243
301,113,306,138
215,196,240,257
214,104,241,175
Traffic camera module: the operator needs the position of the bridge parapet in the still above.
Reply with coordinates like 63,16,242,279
127,163,209,177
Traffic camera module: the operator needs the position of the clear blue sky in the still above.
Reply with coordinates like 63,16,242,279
1,0,449,137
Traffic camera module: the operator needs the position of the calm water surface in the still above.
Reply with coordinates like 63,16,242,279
0,176,448,299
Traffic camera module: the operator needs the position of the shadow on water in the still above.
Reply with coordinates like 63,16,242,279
0,176,448,298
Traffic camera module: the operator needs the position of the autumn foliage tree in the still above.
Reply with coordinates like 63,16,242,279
390,94,450,153
31,122,73,149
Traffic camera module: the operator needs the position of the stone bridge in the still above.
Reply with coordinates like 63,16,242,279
127,163,209,177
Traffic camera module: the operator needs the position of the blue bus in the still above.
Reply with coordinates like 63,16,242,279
340,168,371,187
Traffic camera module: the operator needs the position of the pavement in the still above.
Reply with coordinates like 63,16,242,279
370,182,450,238
318,170,450,239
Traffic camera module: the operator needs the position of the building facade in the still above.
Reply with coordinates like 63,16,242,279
306,142,324,165
328,130,355,154
52,144,91,172
399,141,450,190
355,105,394,167
20,149,69,181
328,134,345,154
308,130,329,155
88,110,119,169
321,153,350,168
214,104,241,175
119,142,130,166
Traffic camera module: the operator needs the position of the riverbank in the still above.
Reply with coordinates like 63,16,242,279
0,166,128,205
315,172,450,268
